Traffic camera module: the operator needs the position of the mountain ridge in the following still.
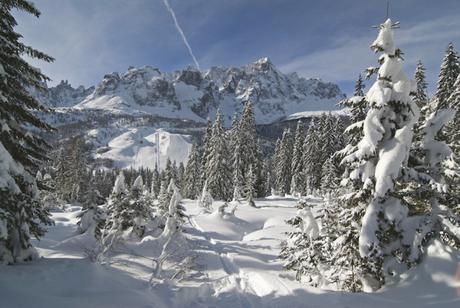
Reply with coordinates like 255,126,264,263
38,57,345,125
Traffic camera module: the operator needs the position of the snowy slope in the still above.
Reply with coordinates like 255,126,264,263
38,58,345,125
88,127,192,170
1,198,459,308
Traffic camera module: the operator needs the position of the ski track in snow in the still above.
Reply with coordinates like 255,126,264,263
1,197,460,308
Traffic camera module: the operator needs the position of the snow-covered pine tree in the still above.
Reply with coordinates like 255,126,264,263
280,200,323,285
339,76,368,150
237,102,259,183
274,128,293,195
197,180,213,212
151,164,161,199
166,179,186,224
128,175,153,238
204,110,232,201
101,172,131,250
200,118,213,184
177,162,185,189
302,119,322,195
319,113,338,168
232,137,244,201
229,112,240,149
265,159,274,196
158,179,172,215
254,138,266,197
163,158,175,187
355,74,365,96
413,60,428,109
76,177,105,237
400,51,460,257
333,116,346,153
54,146,71,200
152,180,192,280
182,143,202,199
0,0,54,263
320,157,339,195
272,138,281,195
244,165,257,207
435,43,460,110
40,172,60,211
102,173,154,247
445,74,460,155
401,107,460,253
411,60,430,147
341,19,420,290
291,120,305,196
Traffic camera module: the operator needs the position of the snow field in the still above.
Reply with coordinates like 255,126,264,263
0,198,459,307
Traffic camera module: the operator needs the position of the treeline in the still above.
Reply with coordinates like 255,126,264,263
39,135,187,209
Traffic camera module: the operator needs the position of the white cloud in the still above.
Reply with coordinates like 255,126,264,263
279,14,460,90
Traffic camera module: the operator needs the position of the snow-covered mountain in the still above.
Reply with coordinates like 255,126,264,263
39,58,345,124
35,80,95,107
37,58,346,170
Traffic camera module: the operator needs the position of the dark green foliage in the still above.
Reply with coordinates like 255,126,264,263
0,0,54,263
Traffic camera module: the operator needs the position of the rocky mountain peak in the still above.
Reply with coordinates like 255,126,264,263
39,60,346,124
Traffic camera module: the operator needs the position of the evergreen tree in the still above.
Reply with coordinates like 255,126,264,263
102,173,153,248
0,0,54,263
435,43,460,109
69,136,90,204
128,175,153,238
320,157,339,195
446,75,460,155
232,138,244,201
413,60,428,109
54,146,71,200
254,139,266,197
101,172,131,250
204,111,232,201
229,112,240,149
197,180,213,212
177,162,185,188
302,119,322,194
339,76,367,149
158,179,171,215
151,165,161,199
163,158,175,186
275,128,293,195
182,143,202,199
354,74,365,96
200,118,213,183
237,102,259,182
411,61,430,146
318,114,337,166
244,165,257,207
339,19,421,290
166,179,186,223
76,177,105,238
280,200,323,285
291,121,305,196
333,116,346,153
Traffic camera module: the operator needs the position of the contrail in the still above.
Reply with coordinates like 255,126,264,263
162,0,200,70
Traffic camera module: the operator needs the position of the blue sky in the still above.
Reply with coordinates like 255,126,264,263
15,0,460,95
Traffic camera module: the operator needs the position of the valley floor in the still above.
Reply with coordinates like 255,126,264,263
1,197,460,308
